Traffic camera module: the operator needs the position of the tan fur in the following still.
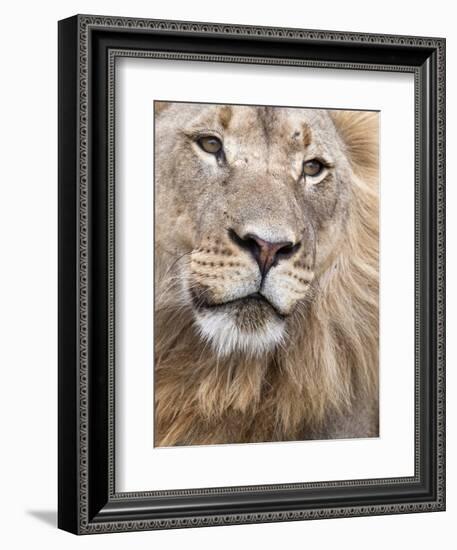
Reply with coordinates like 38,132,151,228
154,104,379,446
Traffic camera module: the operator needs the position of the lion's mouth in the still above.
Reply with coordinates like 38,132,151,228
190,290,286,320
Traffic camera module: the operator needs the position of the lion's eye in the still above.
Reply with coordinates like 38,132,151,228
197,136,223,154
303,159,324,178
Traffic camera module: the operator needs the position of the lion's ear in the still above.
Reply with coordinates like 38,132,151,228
154,101,172,117
330,110,379,179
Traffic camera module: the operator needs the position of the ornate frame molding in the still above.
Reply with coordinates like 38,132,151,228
58,14,445,534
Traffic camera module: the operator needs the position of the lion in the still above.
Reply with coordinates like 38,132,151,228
154,101,379,446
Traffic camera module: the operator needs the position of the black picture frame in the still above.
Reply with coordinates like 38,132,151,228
58,14,446,534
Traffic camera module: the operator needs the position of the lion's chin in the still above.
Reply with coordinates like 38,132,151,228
194,305,286,358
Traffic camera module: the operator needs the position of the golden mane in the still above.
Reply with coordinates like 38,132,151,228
154,111,379,446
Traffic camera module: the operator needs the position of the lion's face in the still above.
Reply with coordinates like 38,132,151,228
155,103,354,356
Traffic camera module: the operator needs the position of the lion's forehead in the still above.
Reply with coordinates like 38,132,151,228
226,106,331,138
181,104,334,147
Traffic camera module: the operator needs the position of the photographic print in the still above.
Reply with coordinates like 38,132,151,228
154,101,379,447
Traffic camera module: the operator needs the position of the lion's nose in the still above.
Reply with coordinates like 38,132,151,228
228,229,300,277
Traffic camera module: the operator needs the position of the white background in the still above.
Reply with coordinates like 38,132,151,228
0,1,454,549
116,60,415,491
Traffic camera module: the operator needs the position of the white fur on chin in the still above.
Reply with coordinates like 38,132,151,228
194,310,286,357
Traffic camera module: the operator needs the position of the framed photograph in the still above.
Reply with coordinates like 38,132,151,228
58,14,446,534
